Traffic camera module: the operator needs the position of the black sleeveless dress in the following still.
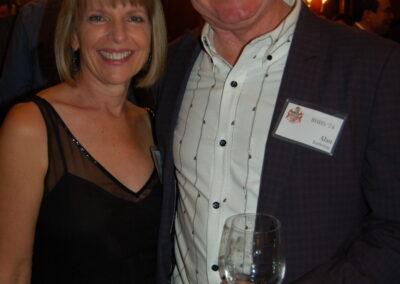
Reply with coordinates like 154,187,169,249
29,96,162,283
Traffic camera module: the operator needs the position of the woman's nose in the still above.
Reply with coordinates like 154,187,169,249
111,20,127,43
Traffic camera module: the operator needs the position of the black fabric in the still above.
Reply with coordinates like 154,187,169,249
29,95,162,283
36,0,62,87
0,14,16,77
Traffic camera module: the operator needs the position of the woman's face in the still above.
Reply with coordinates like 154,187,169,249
72,0,151,87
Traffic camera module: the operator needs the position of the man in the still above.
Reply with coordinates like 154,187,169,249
353,0,394,35
155,0,400,283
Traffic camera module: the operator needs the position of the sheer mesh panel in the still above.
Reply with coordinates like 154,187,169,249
31,96,155,202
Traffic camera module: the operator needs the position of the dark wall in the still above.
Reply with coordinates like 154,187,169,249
162,0,203,42
391,0,400,17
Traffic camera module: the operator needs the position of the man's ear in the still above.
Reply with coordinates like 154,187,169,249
362,10,375,23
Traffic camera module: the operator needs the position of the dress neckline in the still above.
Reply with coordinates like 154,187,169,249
34,95,155,197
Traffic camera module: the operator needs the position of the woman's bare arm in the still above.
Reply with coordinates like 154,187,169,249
0,103,47,283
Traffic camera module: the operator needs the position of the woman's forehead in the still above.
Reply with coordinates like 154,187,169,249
79,0,150,10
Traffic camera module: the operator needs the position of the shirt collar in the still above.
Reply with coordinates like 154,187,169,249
354,22,367,31
201,0,301,59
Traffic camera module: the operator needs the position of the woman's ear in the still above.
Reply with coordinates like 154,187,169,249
71,31,79,51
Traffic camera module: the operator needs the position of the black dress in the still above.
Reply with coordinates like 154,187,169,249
29,96,162,283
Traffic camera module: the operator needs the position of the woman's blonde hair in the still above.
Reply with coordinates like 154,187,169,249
54,0,167,88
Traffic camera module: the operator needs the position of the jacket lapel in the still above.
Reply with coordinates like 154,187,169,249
257,4,329,215
156,29,202,158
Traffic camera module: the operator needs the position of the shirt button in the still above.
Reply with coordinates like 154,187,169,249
212,202,220,209
219,139,227,146
230,81,238,88
211,264,219,271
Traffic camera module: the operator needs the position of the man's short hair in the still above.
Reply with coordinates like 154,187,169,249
353,0,379,22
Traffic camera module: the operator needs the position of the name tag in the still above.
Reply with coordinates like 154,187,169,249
273,100,346,155
150,146,163,181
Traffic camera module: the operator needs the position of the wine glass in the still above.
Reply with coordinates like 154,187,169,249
222,213,285,284
218,215,237,281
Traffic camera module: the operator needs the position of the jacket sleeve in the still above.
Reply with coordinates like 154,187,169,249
293,45,400,284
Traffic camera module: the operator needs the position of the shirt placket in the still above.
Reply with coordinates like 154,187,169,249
206,60,247,281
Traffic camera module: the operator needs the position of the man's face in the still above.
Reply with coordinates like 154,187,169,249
368,0,394,35
189,0,274,32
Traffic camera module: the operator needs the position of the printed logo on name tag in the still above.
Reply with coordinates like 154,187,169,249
273,100,346,156
285,106,304,123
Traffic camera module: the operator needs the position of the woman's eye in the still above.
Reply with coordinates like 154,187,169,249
129,16,143,22
88,15,105,22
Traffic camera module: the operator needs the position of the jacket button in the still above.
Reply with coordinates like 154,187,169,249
230,81,238,88
219,139,227,146
211,264,219,271
212,202,220,209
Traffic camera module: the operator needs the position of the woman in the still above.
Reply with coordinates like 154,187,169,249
0,0,166,282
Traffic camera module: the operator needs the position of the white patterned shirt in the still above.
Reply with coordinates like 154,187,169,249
172,1,300,283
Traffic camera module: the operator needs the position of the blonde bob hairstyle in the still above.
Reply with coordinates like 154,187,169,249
54,0,167,88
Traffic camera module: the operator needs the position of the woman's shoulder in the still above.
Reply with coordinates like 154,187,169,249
125,103,154,143
0,100,48,172
36,83,71,103
1,100,46,140
127,102,152,126
0,84,70,143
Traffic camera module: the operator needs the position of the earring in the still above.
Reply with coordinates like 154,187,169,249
71,49,80,75
147,53,152,65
